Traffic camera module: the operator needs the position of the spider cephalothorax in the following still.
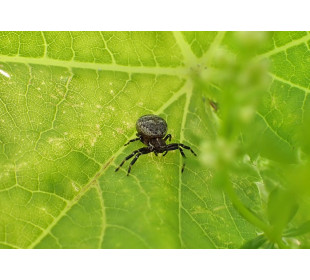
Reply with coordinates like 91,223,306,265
115,114,197,175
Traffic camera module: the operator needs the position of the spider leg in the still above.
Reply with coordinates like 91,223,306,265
124,137,140,146
127,148,152,176
177,143,197,156
115,147,150,172
181,163,185,173
165,143,197,173
178,146,186,158
162,144,176,156
165,144,186,158
165,144,186,172
163,134,172,142
115,150,140,172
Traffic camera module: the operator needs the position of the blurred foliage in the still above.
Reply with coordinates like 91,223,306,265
196,31,310,248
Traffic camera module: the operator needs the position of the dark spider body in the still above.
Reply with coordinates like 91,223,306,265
115,114,197,176
136,114,168,152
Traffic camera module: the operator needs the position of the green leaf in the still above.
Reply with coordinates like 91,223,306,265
267,188,298,239
0,31,309,248
284,221,310,237
242,32,310,163
241,235,267,249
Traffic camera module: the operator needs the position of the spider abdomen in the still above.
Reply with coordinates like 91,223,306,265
136,114,167,138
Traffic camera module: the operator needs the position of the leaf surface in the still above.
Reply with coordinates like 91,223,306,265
0,31,309,248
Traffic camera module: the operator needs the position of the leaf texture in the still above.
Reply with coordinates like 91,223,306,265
0,31,309,248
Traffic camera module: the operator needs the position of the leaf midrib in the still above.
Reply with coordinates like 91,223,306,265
0,54,188,76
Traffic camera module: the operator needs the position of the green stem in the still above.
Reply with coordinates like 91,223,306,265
222,172,270,235
276,238,289,249
223,172,291,249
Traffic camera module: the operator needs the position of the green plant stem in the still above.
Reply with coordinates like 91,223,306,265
276,238,289,249
223,172,290,248
222,172,269,233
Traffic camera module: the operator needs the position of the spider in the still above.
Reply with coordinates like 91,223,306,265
115,114,197,175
